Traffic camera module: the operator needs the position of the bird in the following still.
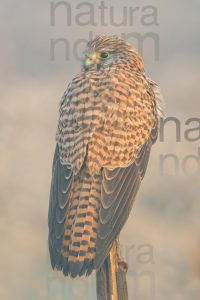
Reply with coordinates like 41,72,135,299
48,35,163,278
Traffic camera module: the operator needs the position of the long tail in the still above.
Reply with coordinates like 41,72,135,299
60,167,101,277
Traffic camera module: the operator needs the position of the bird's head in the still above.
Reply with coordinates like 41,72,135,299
82,35,144,72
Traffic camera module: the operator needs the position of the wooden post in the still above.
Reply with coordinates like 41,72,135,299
96,240,128,300
110,242,118,300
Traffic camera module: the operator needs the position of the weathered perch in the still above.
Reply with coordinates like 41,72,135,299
96,240,128,300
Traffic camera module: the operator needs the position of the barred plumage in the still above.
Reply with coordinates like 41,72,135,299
48,35,161,277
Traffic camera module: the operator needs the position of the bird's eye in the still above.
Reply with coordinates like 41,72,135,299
99,52,109,60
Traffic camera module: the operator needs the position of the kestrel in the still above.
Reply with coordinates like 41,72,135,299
48,35,162,278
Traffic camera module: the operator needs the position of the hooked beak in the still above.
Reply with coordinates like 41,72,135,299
84,54,99,70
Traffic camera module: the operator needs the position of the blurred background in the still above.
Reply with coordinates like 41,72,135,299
1,0,200,299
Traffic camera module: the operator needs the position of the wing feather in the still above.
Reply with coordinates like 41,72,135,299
95,128,157,270
48,144,73,269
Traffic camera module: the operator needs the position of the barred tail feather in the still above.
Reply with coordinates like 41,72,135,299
60,168,101,277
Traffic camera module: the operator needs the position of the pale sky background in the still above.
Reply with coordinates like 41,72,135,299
1,1,200,299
